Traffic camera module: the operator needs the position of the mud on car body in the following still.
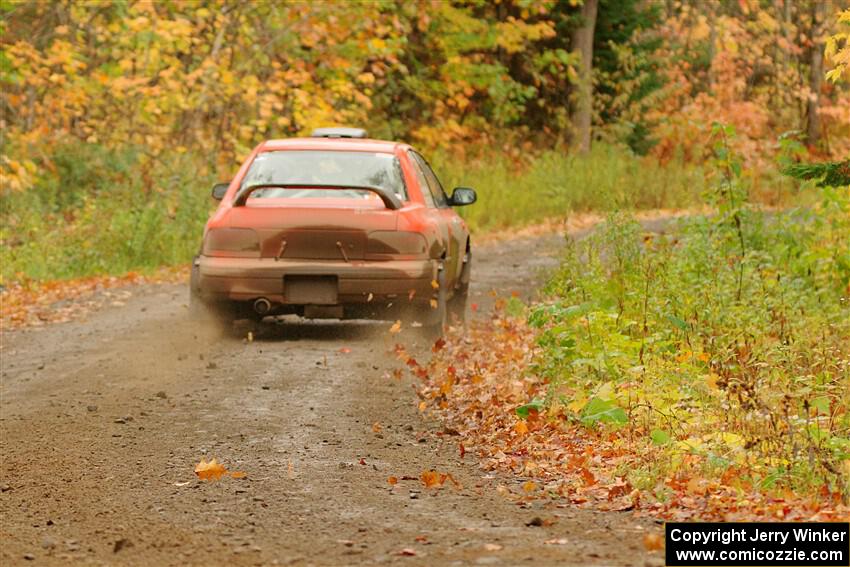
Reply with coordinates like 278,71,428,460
190,128,477,332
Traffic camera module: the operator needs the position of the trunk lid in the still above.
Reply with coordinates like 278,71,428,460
227,199,398,261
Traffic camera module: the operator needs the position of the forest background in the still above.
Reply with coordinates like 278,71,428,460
1,0,848,282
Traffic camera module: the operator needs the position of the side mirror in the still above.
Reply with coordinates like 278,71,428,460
211,182,230,200
449,187,477,206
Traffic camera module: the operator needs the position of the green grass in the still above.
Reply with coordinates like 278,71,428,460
1,144,215,283
0,140,796,284
432,144,709,232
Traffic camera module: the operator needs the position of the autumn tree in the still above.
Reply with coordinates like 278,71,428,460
569,0,598,153
806,0,828,147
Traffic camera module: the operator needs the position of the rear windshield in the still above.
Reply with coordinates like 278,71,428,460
240,150,407,201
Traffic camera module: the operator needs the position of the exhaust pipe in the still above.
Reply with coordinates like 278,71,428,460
253,298,272,315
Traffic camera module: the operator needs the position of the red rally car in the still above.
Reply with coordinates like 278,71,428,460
190,128,477,332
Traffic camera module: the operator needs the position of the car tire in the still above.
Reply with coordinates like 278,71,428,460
448,252,471,325
448,289,468,325
419,267,447,337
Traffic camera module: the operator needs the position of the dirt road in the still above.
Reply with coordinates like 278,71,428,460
1,230,658,566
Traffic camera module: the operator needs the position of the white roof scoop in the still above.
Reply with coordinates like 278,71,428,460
311,127,368,139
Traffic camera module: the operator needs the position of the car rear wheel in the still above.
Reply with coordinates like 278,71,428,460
419,267,447,337
448,290,468,325
448,252,471,325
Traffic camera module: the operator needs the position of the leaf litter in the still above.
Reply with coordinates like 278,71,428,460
404,301,850,522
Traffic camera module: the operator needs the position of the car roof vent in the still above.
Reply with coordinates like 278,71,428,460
311,127,368,139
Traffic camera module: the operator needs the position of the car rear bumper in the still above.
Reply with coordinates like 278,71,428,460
196,256,438,306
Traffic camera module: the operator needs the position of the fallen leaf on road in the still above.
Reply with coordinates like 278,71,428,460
430,299,438,309
230,471,247,479
430,279,439,290
390,320,402,334
580,467,597,486
359,458,367,465
420,470,461,489
522,480,538,492
544,538,569,545
339,347,351,354
287,461,295,479
399,548,417,556
194,458,228,481
421,470,442,488
388,476,398,485
459,443,466,459
173,481,191,487
643,533,664,551
606,478,631,500
484,543,503,551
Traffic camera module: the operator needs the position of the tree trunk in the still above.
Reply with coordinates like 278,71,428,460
806,0,826,147
569,0,598,154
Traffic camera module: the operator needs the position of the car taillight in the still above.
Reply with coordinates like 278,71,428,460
203,228,260,257
367,231,427,258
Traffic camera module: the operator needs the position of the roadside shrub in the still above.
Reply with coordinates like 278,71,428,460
1,144,215,282
529,128,850,499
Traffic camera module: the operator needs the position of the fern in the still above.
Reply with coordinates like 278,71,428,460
782,160,850,188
